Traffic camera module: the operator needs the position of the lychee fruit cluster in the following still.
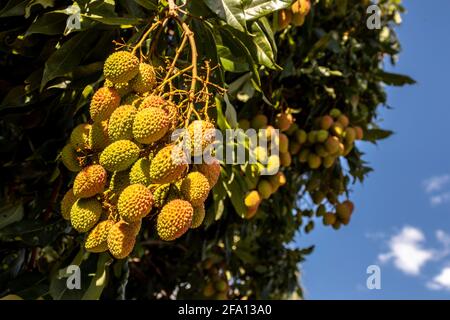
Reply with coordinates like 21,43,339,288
59,51,220,259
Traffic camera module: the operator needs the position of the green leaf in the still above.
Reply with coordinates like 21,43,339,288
25,12,67,36
248,21,277,69
203,0,245,32
364,128,394,143
25,0,55,18
0,203,24,230
81,253,113,300
203,0,291,31
0,0,28,17
82,14,144,26
133,0,157,10
41,31,99,90
376,71,416,86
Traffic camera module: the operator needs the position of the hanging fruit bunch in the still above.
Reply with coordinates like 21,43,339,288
59,12,221,259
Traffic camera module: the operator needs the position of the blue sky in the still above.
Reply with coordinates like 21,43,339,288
298,0,450,299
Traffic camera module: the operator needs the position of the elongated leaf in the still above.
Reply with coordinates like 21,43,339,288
0,0,27,17
41,32,99,90
83,14,144,26
133,0,157,10
376,71,416,86
0,203,24,230
82,253,113,300
203,0,291,31
25,13,67,36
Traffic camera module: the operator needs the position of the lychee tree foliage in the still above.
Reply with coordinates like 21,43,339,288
0,0,414,300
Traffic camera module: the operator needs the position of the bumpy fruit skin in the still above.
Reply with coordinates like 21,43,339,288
149,145,188,184
195,158,221,189
61,188,77,220
191,204,206,229
107,220,137,259
61,144,82,172
108,105,137,142
131,63,156,93
70,124,91,150
90,87,120,122
258,180,273,200
138,94,167,110
133,107,169,144
117,184,153,222
152,183,171,208
188,120,216,156
85,220,115,253
104,79,132,97
89,121,109,151
73,165,107,198
70,198,102,233
180,172,210,207
100,140,140,172
103,51,139,84
244,190,262,208
163,102,179,133
129,158,151,185
157,199,194,241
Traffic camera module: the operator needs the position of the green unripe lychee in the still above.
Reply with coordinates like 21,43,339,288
257,180,273,200
251,114,268,129
329,108,341,119
308,153,322,169
295,129,308,144
316,130,329,143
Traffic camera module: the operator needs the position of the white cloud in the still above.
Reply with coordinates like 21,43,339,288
423,175,450,193
427,267,450,291
430,192,450,206
378,226,434,276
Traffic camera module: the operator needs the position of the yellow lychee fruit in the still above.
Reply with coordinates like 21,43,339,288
85,219,115,253
73,164,107,198
70,123,91,150
129,158,151,185
70,198,102,233
195,158,221,189
320,115,334,130
133,107,169,144
130,62,156,93
280,152,292,167
99,140,140,172
157,199,194,241
117,184,153,222
89,87,120,122
244,190,262,208
103,51,139,83
61,144,82,172
107,220,137,259
188,120,216,156
191,203,206,229
149,145,188,184
61,188,77,220
180,172,210,207
108,105,137,142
